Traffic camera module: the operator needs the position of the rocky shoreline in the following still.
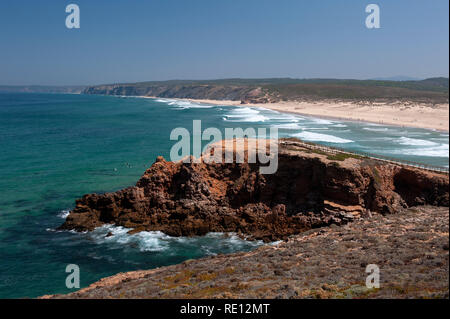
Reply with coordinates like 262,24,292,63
47,205,449,299
52,138,449,299
59,139,448,242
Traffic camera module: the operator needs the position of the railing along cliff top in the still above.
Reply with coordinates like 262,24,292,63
280,139,449,174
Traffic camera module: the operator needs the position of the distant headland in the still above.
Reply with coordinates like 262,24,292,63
2,77,448,131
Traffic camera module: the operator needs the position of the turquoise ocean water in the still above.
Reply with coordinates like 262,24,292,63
0,93,448,298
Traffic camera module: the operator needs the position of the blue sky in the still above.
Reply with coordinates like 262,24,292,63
0,0,448,85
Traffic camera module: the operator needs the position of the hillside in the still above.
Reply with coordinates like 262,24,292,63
83,78,449,104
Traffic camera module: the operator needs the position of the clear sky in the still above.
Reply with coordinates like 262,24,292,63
0,0,448,85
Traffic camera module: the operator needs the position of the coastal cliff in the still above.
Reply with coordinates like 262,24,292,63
82,78,449,104
59,139,449,242
84,83,274,104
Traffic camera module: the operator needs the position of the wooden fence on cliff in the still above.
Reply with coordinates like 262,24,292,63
280,139,449,174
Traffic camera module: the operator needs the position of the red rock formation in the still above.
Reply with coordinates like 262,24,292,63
59,140,449,241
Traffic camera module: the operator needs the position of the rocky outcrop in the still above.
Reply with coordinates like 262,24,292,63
47,206,449,299
59,139,449,242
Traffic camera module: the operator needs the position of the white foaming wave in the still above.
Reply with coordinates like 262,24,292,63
229,107,259,115
303,127,329,130
292,131,353,143
311,118,334,125
224,114,269,122
58,209,70,219
155,98,214,109
155,98,176,103
47,227,87,234
257,109,302,122
398,144,449,158
224,107,302,123
271,123,302,130
396,137,438,146
408,132,431,136
89,225,264,253
255,106,279,113
269,115,300,122
363,127,390,132
198,232,263,253
362,127,409,137
172,101,215,109
332,124,347,128
90,225,170,252
223,107,269,122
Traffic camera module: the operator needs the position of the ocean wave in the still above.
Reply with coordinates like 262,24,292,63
154,98,175,103
155,98,215,109
292,131,353,143
171,101,215,109
311,118,334,125
396,137,438,146
224,114,269,122
303,127,330,130
223,107,269,122
258,110,301,122
223,107,303,124
57,209,70,219
90,225,169,252
271,123,302,130
397,144,449,158
229,107,259,115
254,107,279,113
363,127,390,132
89,224,263,253
362,127,412,137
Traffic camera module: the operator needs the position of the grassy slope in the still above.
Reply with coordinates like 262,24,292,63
105,77,448,92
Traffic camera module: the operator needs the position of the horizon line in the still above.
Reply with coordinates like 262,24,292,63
1,75,449,87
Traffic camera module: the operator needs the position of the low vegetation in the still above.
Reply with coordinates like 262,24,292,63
83,77,449,104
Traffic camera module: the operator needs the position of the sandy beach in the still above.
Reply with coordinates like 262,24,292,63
168,98,449,132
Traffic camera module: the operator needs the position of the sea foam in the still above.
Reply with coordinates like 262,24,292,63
397,144,449,158
396,137,438,146
89,224,263,253
223,107,269,122
292,131,353,143
271,123,303,130
156,98,214,109
363,127,390,132
311,118,334,125
57,209,70,219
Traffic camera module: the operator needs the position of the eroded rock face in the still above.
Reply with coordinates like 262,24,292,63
84,84,275,104
59,142,449,241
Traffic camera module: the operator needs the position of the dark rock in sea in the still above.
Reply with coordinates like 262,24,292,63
59,139,449,242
